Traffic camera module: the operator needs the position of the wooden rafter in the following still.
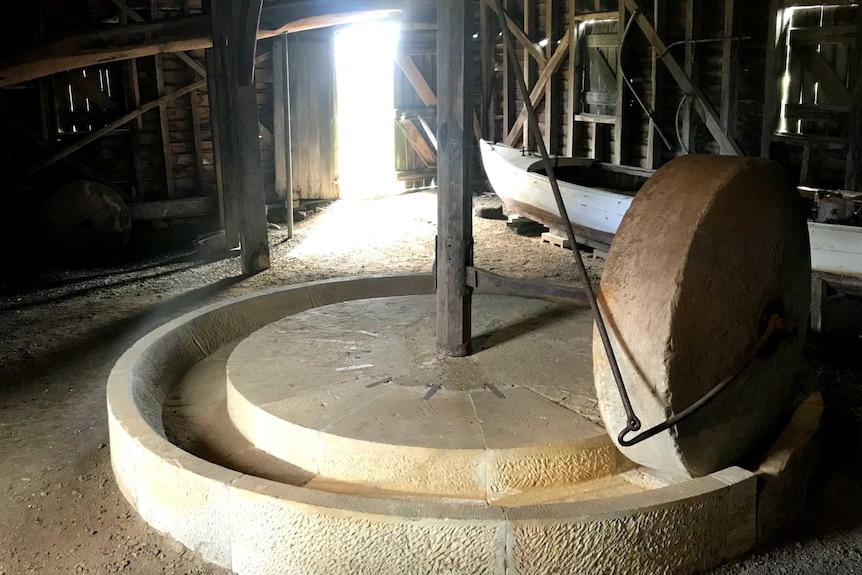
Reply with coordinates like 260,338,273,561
397,118,437,166
0,0,402,88
108,0,208,78
7,118,128,196
21,79,206,177
486,0,547,69
503,24,571,146
395,54,437,107
624,0,742,155
792,45,852,107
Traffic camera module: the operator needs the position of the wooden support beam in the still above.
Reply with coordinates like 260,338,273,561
395,54,438,107
589,47,617,91
522,0,537,149
397,118,437,166
0,0,402,88
123,59,144,198
647,0,663,168
234,0,265,85
761,0,784,158
213,0,270,275
624,0,742,155
20,79,206,177
206,43,240,248
573,11,618,21
846,5,862,191
501,0,516,139
150,1,175,199
273,34,295,238
681,0,696,153
128,197,211,221
792,45,853,107
543,0,562,153
564,0,579,156
720,0,737,154
417,115,438,150
792,25,856,46
503,28,571,146
7,118,128,196
501,10,547,69
154,54,175,198
810,274,827,334
613,0,626,165
479,0,496,140
436,0,473,357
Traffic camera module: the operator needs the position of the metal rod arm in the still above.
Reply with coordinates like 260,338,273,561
489,0,641,433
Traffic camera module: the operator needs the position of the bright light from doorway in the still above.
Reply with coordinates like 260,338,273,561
335,23,400,200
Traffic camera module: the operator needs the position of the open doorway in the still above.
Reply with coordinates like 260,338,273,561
334,22,400,200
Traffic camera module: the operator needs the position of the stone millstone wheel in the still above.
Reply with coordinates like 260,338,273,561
593,156,810,477
41,180,132,260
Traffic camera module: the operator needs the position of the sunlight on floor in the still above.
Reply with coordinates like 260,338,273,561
286,193,437,259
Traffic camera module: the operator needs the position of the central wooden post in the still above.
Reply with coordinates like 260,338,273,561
436,0,474,357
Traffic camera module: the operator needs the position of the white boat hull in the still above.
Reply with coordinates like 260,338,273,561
479,140,644,246
808,221,862,277
480,139,862,278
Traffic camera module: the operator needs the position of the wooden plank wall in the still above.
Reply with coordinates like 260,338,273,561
395,30,438,188
288,31,337,203
484,0,773,172
0,0,335,227
765,3,857,189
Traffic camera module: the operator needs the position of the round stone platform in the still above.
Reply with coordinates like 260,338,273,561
107,274,800,575
226,294,629,500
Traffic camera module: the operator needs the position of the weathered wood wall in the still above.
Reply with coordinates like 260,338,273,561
0,0,337,231
289,32,337,202
482,0,771,171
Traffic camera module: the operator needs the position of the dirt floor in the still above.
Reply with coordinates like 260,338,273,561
1,190,862,574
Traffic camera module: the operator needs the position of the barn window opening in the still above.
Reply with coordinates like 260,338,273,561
334,22,400,200
54,65,121,136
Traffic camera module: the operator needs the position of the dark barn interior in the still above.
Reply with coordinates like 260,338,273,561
2,0,862,573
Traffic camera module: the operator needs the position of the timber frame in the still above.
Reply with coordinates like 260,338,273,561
1,0,860,278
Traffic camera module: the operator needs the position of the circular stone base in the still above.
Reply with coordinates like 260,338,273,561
226,294,630,499
109,275,779,575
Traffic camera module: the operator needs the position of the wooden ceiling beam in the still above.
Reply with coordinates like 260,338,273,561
0,0,402,88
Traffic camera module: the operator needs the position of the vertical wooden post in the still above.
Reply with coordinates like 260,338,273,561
564,0,579,157
647,0,662,168
436,0,474,357
151,1,175,198
846,4,862,191
210,0,270,274
501,0,516,140
613,0,626,165
720,0,737,155
522,0,536,149
206,29,241,247
810,275,827,334
544,0,561,153
761,0,784,159
273,34,295,238
480,0,495,140
681,0,697,154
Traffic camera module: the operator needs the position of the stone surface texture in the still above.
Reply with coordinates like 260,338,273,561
226,294,621,499
106,274,805,575
594,156,811,476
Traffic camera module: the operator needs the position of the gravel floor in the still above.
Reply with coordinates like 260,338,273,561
1,190,861,574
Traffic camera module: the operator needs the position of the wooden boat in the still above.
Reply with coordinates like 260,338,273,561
478,140,652,248
808,221,862,277
480,139,862,277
